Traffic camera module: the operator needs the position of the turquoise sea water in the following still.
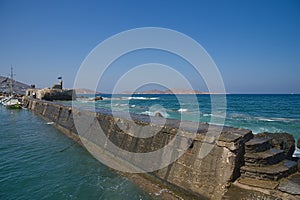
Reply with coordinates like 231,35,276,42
0,108,153,200
74,94,300,155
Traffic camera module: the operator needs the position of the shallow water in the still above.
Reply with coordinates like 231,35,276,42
0,107,153,200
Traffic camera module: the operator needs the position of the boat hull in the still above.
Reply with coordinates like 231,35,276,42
6,104,21,109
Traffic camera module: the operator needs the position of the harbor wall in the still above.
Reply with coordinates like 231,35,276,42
22,97,254,199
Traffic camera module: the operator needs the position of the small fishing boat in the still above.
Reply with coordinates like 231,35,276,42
1,66,22,109
3,98,21,109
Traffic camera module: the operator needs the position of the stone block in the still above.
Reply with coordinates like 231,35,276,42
256,132,295,159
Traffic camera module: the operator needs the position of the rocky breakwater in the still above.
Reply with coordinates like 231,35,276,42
236,132,300,199
22,97,300,199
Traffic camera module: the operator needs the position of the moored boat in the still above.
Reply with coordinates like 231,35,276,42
1,66,22,109
3,98,21,109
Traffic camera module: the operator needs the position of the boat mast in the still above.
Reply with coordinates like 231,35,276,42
9,65,13,96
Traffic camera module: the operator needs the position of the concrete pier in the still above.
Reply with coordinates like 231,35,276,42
22,97,300,199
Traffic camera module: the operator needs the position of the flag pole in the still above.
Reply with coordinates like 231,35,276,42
10,65,13,96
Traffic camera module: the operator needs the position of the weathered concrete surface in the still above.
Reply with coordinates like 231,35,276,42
278,173,300,195
223,184,280,200
232,178,300,200
238,177,278,189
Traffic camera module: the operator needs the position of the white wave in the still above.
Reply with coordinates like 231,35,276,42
130,105,136,108
109,97,123,100
227,113,299,123
252,127,283,134
255,117,299,123
122,97,159,100
209,113,226,118
46,122,54,125
178,108,188,112
293,147,300,157
230,113,251,119
269,117,299,122
257,118,276,122
113,103,128,107
141,111,151,115
141,110,169,118
76,100,90,103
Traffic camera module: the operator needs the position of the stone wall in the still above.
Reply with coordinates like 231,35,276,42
22,97,254,199
25,88,76,101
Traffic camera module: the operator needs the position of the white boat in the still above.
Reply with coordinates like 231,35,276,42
0,66,22,109
3,98,21,109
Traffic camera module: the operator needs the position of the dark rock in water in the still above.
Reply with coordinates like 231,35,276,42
155,112,163,117
94,96,103,101
297,138,300,149
256,132,295,159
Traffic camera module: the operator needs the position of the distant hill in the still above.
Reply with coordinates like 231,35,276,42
122,88,208,94
75,88,102,94
0,76,30,94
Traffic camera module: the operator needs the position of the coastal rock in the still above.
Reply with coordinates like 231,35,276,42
155,112,163,117
94,96,103,101
297,138,300,149
278,173,300,195
256,132,295,159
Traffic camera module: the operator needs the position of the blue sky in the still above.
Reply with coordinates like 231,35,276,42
0,0,299,93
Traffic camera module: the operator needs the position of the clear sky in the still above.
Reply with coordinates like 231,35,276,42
0,0,299,93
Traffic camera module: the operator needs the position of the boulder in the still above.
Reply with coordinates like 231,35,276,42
256,132,295,159
94,96,103,101
155,112,163,117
